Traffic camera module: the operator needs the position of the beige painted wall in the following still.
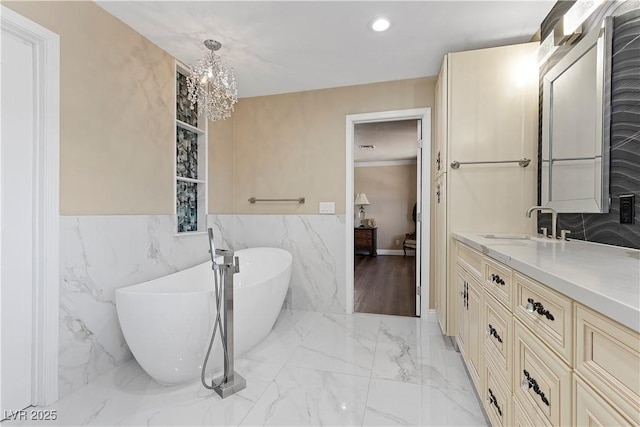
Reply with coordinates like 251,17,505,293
354,165,417,251
4,1,434,216
208,117,235,213
4,1,177,214
210,77,435,214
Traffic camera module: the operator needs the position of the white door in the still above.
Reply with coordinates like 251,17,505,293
1,23,36,415
415,120,422,316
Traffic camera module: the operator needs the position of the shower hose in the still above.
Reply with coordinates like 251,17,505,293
200,259,230,390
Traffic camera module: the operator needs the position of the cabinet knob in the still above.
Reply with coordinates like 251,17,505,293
521,379,531,391
525,302,534,313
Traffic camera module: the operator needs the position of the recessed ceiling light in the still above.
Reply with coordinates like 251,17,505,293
370,18,390,32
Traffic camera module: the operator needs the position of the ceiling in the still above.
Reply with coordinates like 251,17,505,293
96,1,555,98
354,120,418,163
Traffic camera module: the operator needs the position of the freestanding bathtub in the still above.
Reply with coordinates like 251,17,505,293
115,247,292,385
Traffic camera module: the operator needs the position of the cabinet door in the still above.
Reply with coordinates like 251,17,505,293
434,55,448,178
455,266,467,357
466,276,483,390
434,174,447,331
447,43,538,234
574,375,634,427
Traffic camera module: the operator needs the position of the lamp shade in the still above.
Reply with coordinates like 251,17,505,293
354,193,370,205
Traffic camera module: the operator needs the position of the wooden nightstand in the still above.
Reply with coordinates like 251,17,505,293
355,227,377,256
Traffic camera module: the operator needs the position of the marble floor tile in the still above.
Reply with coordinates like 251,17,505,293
421,384,488,426
371,317,422,384
239,367,369,426
242,309,321,369
286,312,380,377
7,309,486,427
362,378,422,426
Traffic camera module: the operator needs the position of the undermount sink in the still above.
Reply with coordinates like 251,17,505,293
481,234,530,240
480,233,563,243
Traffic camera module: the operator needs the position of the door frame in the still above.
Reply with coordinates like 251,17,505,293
1,5,60,406
345,108,431,316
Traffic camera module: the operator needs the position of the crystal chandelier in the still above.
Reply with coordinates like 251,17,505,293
186,39,238,121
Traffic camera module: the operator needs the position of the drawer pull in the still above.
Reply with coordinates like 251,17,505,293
486,324,503,343
489,273,505,285
486,388,503,416
460,281,468,309
525,298,555,321
522,369,550,406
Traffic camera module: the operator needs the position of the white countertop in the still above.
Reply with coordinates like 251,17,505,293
452,232,640,332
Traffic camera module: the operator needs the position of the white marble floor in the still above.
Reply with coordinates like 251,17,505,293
5,309,488,426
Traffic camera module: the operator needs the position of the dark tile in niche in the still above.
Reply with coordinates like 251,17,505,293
176,72,198,127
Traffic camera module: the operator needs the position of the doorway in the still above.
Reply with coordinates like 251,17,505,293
345,109,431,317
353,119,419,316
1,6,60,416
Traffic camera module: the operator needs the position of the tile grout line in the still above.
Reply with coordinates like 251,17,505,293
235,310,318,427
360,317,382,426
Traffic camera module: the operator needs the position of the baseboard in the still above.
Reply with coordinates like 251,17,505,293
376,249,413,256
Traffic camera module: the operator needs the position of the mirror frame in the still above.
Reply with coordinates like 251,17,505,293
541,16,612,213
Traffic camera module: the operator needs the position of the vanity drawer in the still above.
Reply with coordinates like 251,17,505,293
575,304,640,425
483,257,512,308
456,242,482,278
574,375,635,427
483,291,512,389
482,357,512,427
513,395,547,427
513,321,572,427
514,272,572,364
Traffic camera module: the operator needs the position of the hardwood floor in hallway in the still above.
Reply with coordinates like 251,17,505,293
354,254,416,317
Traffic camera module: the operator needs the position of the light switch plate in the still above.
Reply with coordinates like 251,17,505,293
319,202,335,214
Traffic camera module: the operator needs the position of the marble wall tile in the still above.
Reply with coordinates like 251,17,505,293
208,214,347,313
59,215,209,397
58,213,346,398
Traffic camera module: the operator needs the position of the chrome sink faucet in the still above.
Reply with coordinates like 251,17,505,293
526,206,558,239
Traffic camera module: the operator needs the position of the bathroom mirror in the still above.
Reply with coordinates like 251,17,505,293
541,16,612,213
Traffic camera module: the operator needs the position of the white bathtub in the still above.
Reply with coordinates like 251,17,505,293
115,247,292,384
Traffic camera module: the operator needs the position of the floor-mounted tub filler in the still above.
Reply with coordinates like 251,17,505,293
115,231,292,398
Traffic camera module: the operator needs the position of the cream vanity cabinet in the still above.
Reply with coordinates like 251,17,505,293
431,41,538,335
453,239,640,426
454,244,483,390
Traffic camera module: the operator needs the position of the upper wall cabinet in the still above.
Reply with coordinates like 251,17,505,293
541,16,613,213
434,57,448,179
